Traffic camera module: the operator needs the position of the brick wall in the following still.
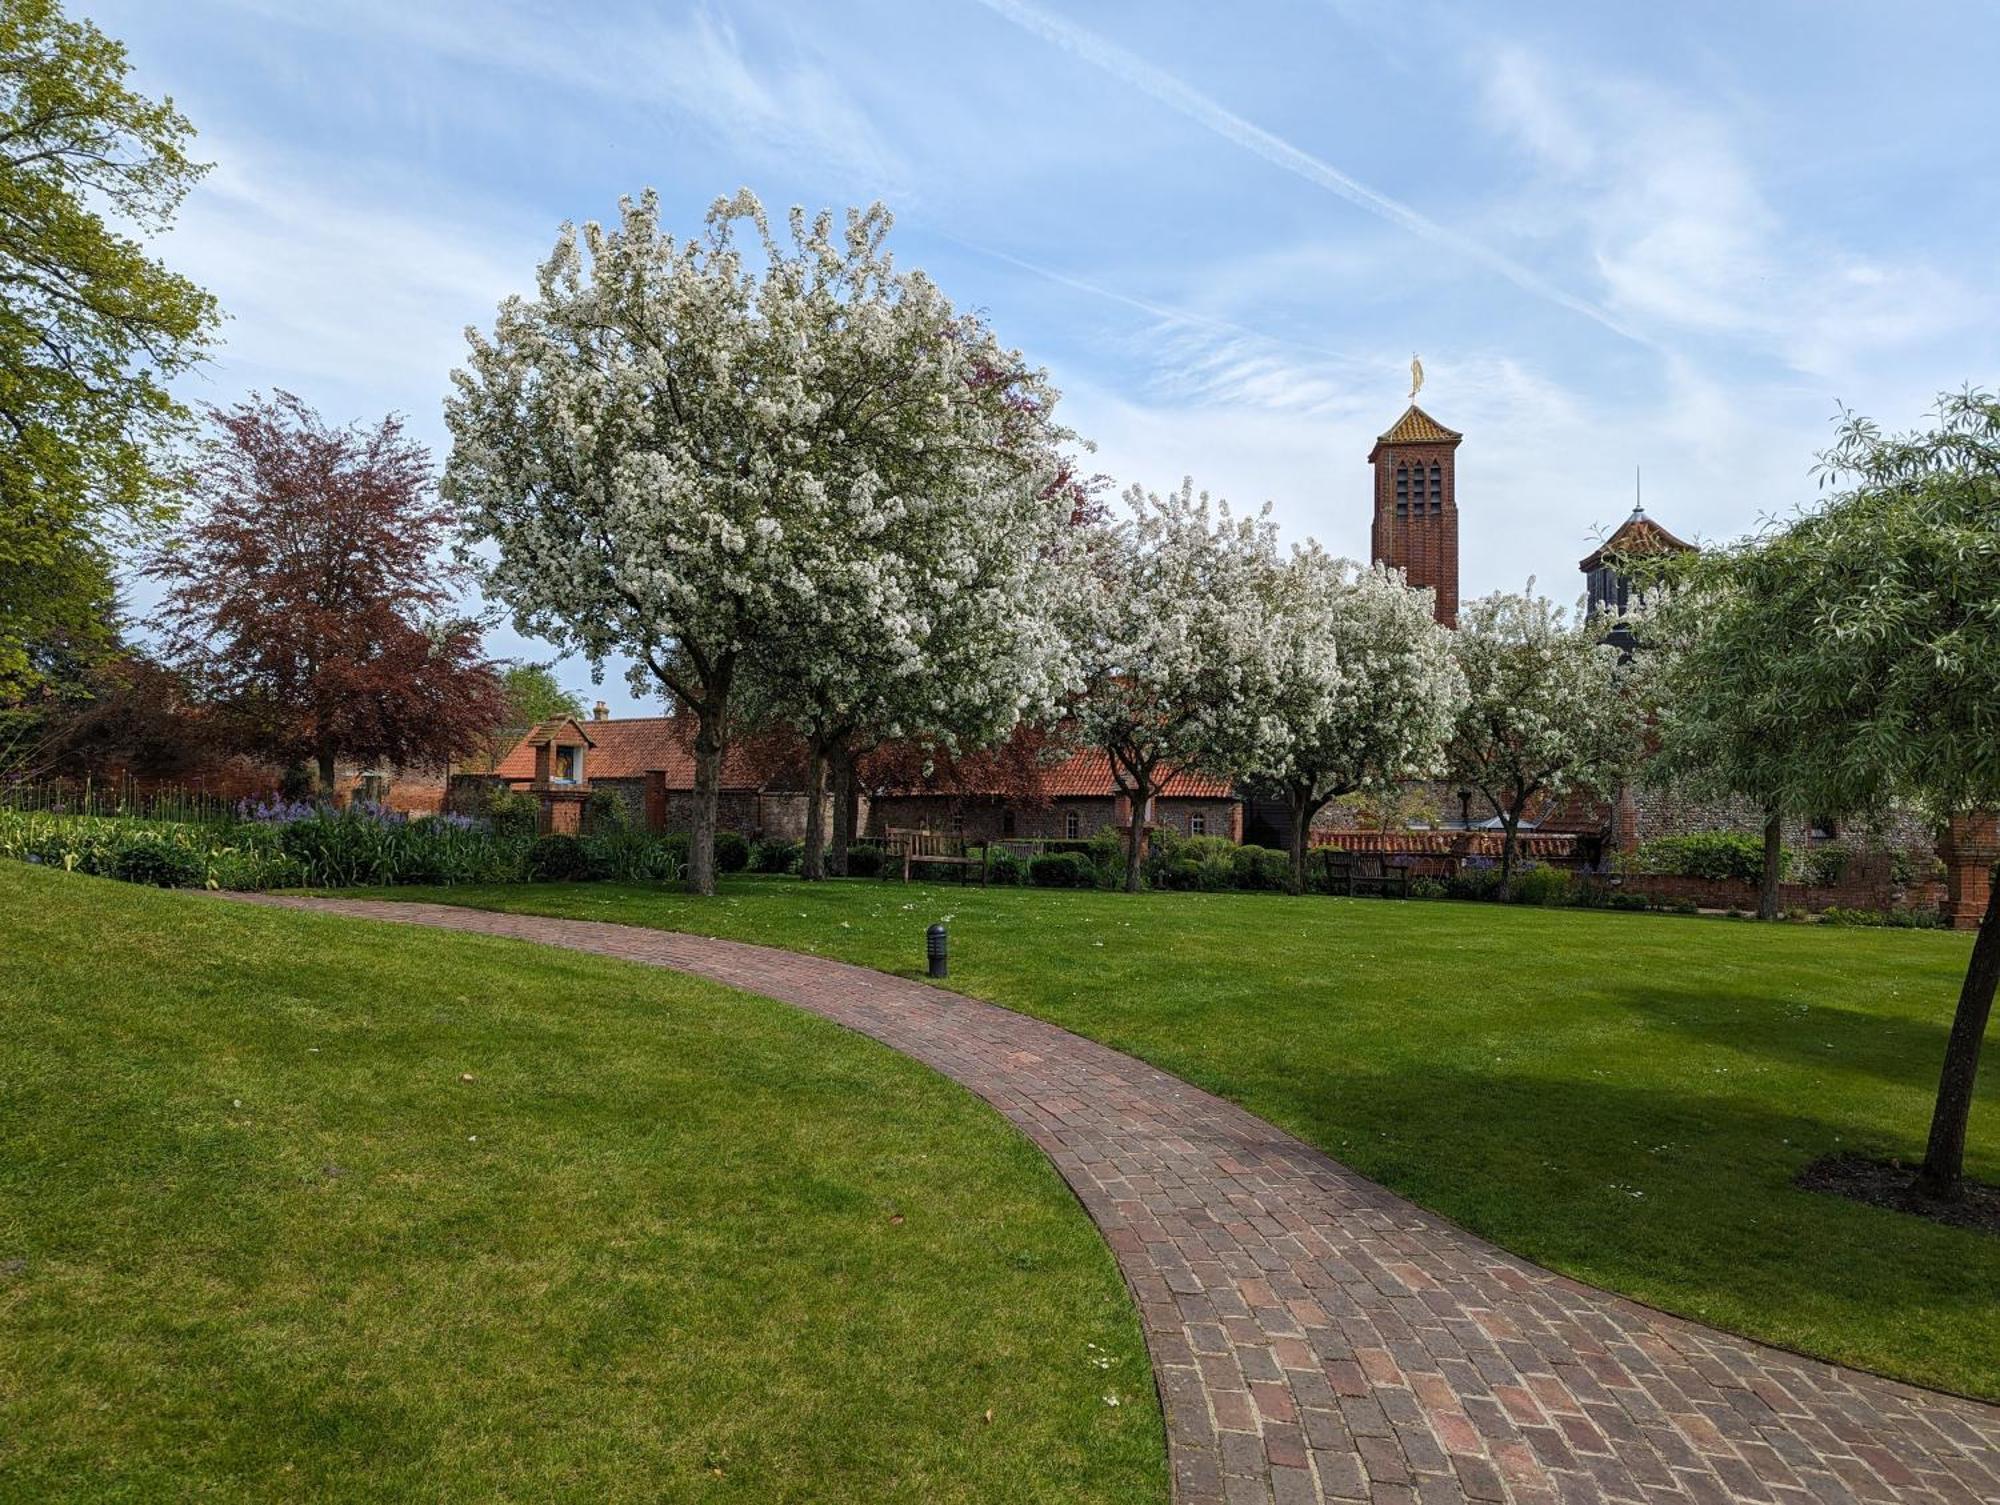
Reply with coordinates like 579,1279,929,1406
1154,798,1243,841
662,791,763,838
1626,781,1935,853
751,791,840,842
590,777,650,827
1614,866,1945,915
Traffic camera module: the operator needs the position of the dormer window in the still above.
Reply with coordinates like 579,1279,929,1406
553,745,582,783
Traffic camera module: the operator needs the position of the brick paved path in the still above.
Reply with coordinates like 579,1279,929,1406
228,895,2000,1505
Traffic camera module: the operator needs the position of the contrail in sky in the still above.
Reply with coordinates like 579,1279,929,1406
972,0,1648,347
941,232,1369,366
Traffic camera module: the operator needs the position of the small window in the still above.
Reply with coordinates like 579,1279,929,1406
1064,809,1080,840
1001,809,1016,837
951,811,965,834
553,746,581,783
1393,465,1410,520
1429,464,1443,513
1809,815,1839,841
1189,813,1206,836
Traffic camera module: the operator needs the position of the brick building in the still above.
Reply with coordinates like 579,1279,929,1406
867,748,1241,845
473,706,829,839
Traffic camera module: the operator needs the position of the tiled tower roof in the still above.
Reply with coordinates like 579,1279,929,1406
1578,505,1695,572
1372,404,1463,449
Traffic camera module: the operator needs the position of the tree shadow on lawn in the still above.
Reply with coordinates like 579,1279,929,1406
1186,1054,2000,1398
1586,970,1981,1092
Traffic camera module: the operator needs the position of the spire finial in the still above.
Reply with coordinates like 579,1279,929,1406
1633,464,1644,518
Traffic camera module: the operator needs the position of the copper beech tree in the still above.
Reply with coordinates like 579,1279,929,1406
148,392,506,796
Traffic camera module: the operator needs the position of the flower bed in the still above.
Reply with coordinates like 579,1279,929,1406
0,802,691,891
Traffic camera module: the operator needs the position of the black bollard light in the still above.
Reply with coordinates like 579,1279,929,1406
926,922,948,979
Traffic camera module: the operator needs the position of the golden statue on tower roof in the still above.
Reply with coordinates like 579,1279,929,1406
1410,353,1424,402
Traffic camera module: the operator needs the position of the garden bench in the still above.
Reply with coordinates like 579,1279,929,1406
1315,849,1410,899
884,828,989,885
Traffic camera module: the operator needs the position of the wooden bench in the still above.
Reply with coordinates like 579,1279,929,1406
1314,849,1411,899
884,828,989,885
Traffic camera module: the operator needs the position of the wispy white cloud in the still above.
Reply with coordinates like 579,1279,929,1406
213,0,905,193
1478,43,1984,379
972,0,1647,346
945,235,1369,367
160,139,535,414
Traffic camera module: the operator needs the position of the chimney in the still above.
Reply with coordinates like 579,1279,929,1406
593,701,609,721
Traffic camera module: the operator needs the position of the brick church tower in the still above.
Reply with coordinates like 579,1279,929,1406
1368,404,1462,627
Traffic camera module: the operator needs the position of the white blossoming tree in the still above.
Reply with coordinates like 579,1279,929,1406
445,189,1074,893
1068,480,1278,892
1243,551,1465,893
1444,586,1641,899
738,447,1077,881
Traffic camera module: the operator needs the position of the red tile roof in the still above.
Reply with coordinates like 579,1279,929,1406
1037,749,1234,800
493,718,784,791
493,719,1236,801
871,743,1234,800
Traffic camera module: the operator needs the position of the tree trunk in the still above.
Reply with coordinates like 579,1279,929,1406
829,739,855,876
1289,787,1315,895
1498,814,1520,902
688,710,723,897
316,747,338,802
1915,871,2000,1201
1123,776,1152,893
1758,808,1784,922
801,741,828,881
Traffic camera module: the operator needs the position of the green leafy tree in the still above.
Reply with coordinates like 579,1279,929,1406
500,664,586,731
1636,548,1837,921
0,0,219,701
1769,388,2000,1200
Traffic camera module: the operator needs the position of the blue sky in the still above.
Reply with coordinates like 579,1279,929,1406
91,0,2000,713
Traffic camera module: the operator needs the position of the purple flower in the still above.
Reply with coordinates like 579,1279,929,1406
238,796,335,825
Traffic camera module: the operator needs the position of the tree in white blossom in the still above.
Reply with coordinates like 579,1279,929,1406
1068,479,1278,892
738,457,1076,880
1444,586,1640,899
1242,551,1465,892
444,188,1076,893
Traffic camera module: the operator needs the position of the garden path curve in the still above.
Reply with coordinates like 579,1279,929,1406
225,894,2000,1505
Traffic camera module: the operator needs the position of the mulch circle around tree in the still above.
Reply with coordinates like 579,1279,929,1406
1797,1153,2000,1237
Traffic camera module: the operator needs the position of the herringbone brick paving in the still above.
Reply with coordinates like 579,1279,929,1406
223,894,2000,1504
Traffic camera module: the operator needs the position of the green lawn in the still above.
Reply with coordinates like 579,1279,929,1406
364,874,2000,1401
0,864,1164,1504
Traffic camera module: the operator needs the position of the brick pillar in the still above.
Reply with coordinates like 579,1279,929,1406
1939,811,2000,930
1608,780,1640,855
